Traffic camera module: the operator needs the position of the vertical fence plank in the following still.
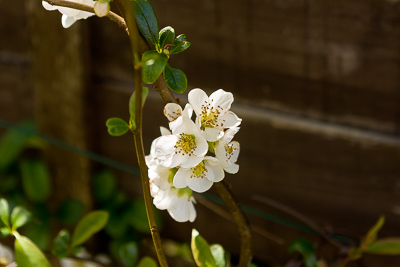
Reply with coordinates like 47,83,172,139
26,1,92,211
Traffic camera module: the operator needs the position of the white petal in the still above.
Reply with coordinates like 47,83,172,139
225,163,239,174
203,127,224,142
204,157,225,182
218,111,241,129
210,89,234,113
59,4,81,17
153,135,179,167
74,10,94,20
168,196,193,222
160,126,171,136
61,15,77,28
188,88,208,116
42,1,58,11
164,103,182,122
172,116,196,135
229,141,240,163
222,127,240,143
173,169,189,188
188,198,197,222
187,176,213,193
182,104,193,119
214,143,230,169
180,154,203,169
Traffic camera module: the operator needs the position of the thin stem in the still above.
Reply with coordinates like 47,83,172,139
118,0,168,266
214,182,253,267
42,0,127,30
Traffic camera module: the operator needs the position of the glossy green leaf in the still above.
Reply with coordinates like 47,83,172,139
15,233,51,267
119,242,139,267
129,87,149,126
170,34,191,54
52,229,71,259
362,216,385,246
0,227,10,237
191,229,217,267
71,210,109,248
159,26,175,51
134,0,159,46
142,50,168,84
0,198,10,228
56,198,85,225
106,118,130,136
93,170,117,202
288,238,318,267
11,206,31,231
210,244,226,267
137,256,158,267
19,158,51,202
23,218,51,250
164,64,187,93
367,238,400,255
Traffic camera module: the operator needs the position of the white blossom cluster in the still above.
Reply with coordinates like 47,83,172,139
146,88,242,222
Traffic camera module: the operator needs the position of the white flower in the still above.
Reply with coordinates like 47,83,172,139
42,0,96,28
173,156,225,193
188,88,242,142
214,127,240,174
153,116,208,169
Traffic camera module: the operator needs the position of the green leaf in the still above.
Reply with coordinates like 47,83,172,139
137,256,158,267
367,238,400,255
288,238,318,267
129,87,149,126
71,210,109,248
164,64,187,93
92,170,117,202
134,0,159,47
104,213,129,238
0,122,39,170
142,50,168,84
159,26,175,51
15,233,51,267
191,229,217,267
0,198,10,228
362,216,385,247
170,34,191,54
106,118,130,136
56,198,85,225
11,206,31,231
52,229,71,259
119,242,139,267
210,244,226,267
19,158,51,202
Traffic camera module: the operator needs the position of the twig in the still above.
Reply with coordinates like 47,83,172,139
214,182,253,267
118,0,168,266
42,0,127,30
253,195,344,250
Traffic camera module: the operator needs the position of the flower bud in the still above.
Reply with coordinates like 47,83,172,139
94,1,110,17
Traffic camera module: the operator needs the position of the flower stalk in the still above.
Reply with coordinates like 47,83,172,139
119,0,168,266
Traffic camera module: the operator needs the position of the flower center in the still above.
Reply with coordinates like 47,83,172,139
200,104,220,130
175,134,197,155
191,161,207,178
